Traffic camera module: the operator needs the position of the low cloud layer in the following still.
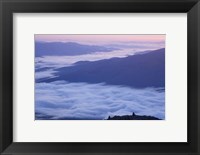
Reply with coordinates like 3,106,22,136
35,48,141,69
35,81,165,120
35,69,58,80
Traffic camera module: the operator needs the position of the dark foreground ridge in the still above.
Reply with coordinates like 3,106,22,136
107,112,161,120
35,112,161,120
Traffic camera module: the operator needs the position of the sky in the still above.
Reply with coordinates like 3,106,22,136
35,34,165,45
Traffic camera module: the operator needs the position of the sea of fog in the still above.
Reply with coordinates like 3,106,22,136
35,81,165,120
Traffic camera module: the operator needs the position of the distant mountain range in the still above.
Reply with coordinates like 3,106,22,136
35,42,118,57
37,48,165,88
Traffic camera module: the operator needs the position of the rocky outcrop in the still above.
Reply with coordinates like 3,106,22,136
107,112,160,120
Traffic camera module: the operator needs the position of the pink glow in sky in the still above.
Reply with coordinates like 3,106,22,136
35,34,165,45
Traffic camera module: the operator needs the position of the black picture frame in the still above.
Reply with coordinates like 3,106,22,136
0,0,200,154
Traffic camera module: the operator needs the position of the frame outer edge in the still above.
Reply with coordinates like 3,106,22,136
0,0,200,155
1,0,13,153
198,1,200,154
0,0,199,2
0,0,3,153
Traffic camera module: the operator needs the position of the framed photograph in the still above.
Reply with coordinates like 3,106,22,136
0,0,200,154
34,34,165,121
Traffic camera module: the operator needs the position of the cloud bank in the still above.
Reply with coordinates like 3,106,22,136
35,81,165,120
35,48,143,69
